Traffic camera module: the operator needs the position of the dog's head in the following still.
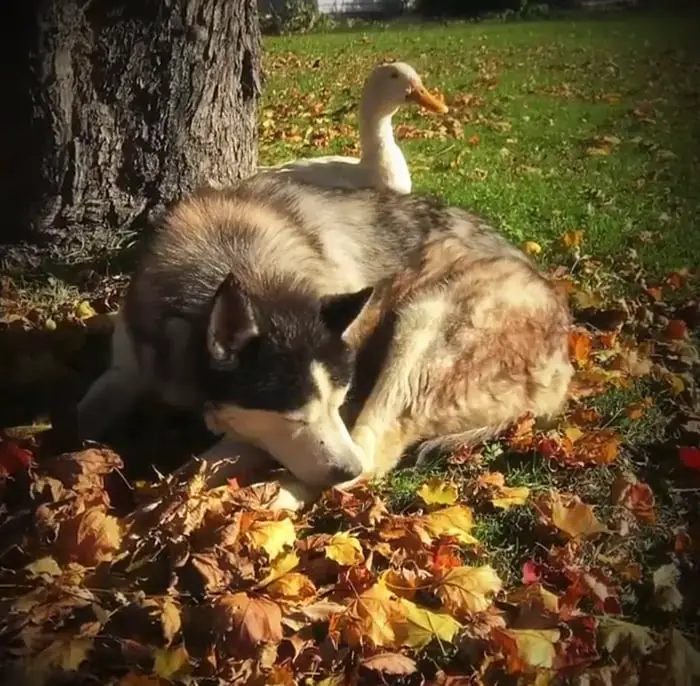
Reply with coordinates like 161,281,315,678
201,273,373,488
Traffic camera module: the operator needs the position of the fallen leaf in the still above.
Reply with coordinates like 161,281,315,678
611,472,656,524
395,597,463,649
160,598,181,647
324,531,364,566
492,485,530,510
361,653,417,676
267,572,317,600
434,565,502,616
415,505,478,545
539,491,608,539
599,617,656,655
0,440,33,476
494,628,560,671
417,477,459,506
246,517,296,559
665,319,689,341
336,581,401,648
523,241,543,256
562,230,585,248
568,330,592,368
24,637,93,684
154,644,189,680
217,593,283,648
679,446,700,470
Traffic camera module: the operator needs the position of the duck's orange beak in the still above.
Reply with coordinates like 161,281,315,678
406,82,449,114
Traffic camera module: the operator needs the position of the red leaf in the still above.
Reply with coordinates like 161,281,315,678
679,446,700,470
0,441,33,477
522,560,541,585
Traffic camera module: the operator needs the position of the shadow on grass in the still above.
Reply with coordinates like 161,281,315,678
0,315,215,483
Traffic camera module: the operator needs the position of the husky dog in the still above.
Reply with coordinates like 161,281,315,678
76,175,573,507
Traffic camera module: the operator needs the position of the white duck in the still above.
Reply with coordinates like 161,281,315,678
258,62,448,195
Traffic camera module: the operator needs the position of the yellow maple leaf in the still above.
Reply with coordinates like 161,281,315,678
246,517,296,559
497,628,561,670
491,485,530,510
267,572,317,600
154,644,190,680
417,477,459,506
160,598,181,647
337,581,400,648
547,491,608,539
26,638,93,683
395,597,463,650
434,565,502,616
255,551,300,589
415,505,478,545
522,241,543,256
562,230,585,248
75,300,98,320
325,531,364,566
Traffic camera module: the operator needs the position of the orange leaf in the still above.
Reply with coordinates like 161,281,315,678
568,331,592,368
664,319,689,340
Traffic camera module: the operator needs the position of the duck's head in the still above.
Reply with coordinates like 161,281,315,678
360,61,449,119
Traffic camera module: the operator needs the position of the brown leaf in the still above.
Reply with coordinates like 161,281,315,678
267,572,317,601
611,472,656,524
361,653,418,676
56,506,122,566
216,593,283,649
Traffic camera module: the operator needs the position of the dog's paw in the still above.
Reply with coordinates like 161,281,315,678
350,424,376,475
266,479,319,512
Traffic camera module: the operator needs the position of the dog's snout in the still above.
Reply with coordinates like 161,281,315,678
326,460,363,486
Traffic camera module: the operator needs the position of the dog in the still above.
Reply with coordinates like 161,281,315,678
76,174,573,510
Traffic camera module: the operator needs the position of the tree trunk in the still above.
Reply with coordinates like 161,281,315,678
0,0,261,253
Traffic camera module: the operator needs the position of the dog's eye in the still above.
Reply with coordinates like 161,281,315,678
390,72,399,79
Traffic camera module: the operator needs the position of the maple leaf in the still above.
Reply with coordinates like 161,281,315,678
568,330,592,368
537,491,608,539
434,565,502,617
153,644,190,680
159,598,181,648
324,531,364,566
573,429,621,465
395,597,463,650
216,593,283,649
417,477,459,506
562,568,621,614
493,628,560,671
0,440,33,476
414,505,478,545
562,230,585,248
599,617,657,655
59,506,123,566
267,572,317,600
476,471,530,510
664,319,689,340
334,581,401,648
522,241,542,256
611,472,656,524
360,653,418,677
245,517,296,559
679,446,700,470
23,637,93,684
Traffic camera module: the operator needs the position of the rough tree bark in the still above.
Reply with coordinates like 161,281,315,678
0,0,261,251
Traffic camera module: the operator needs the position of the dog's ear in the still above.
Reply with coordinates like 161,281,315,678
320,286,374,337
207,273,259,366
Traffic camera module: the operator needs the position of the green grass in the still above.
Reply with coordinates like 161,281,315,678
260,13,700,276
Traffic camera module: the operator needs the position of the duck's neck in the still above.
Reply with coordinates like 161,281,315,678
358,106,400,164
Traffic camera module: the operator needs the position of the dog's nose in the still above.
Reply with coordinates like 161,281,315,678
326,461,363,486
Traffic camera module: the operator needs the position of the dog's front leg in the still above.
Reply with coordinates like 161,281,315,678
197,437,320,513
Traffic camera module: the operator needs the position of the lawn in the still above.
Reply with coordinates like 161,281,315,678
1,11,700,686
